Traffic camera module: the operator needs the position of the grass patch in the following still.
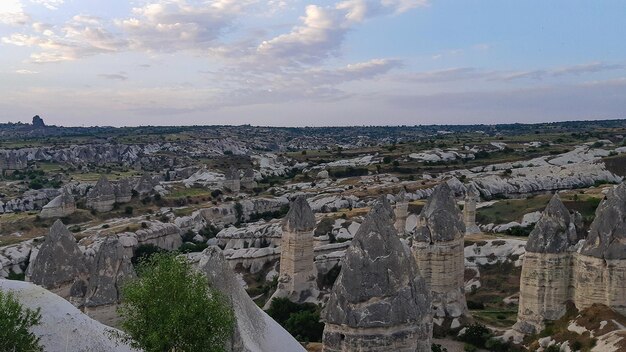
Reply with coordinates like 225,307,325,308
476,195,551,225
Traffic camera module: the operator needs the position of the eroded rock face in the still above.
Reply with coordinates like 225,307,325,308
526,194,581,254
463,183,480,235
580,183,626,260
575,182,626,315
223,167,241,193
114,178,133,203
514,194,582,335
412,183,468,332
86,176,116,212
241,168,257,189
133,174,157,196
190,247,306,352
323,197,432,352
84,237,135,308
39,190,76,219
27,220,87,293
269,197,319,305
394,188,409,236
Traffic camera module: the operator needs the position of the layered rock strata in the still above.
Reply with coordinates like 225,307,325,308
575,182,626,315
223,167,241,193
394,188,409,235
241,168,257,189
114,178,133,203
412,183,469,332
86,176,116,212
268,196,319,305
322,197,432,352
513,194,582,335
39,189,76,218
463,183,481,234
27,220,87,296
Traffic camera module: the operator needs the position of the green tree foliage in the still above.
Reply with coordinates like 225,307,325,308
458,323,491,348
0,290,43,352
266,297,324,342
118,253,235,352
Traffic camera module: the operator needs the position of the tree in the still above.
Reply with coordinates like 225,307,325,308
118,253,235,352
0,290,43,352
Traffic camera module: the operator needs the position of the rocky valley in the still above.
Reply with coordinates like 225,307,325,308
2,118,626,352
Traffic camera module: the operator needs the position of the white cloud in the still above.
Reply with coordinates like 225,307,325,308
0,0,30,25
30,0,64,10
257,0,427,65
2,16,126,63
15,69,38,74
117,0,257,52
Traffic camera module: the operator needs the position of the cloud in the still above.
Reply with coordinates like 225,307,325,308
385,78,626,123
2,15,127,63
0,0,30,25
30,0,64,10
117,0,257,52
98,72,128,81
257,0,427,65
15,69,38,74
497,62,625,81
399,67,490,82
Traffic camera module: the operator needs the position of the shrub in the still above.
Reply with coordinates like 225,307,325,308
266,297,323,342
0,290,43,352
284,310,324,343
124,206,134,215
431,344,448,352
118,253,234,352
131,244,163,265
458,323,491,348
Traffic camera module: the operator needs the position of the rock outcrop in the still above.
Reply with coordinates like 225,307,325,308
412,183,469,332
133,174,157,195
241,168,257,189
114,178,133,203
84,237,135,308
86,176,116,212
27,220,87,296
394,188,409,235
268,197,319,305
514,194,582,335
39,190,76,219
575,182,626,315
223,167,241,193
463,183,480,234
190,246,306,352
323,197,432,352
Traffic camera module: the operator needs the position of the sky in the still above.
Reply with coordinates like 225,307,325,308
0,0,625,127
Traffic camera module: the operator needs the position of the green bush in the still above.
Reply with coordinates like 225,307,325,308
131,244,163,265
118,253,234,352
458,323,491,348
266,297,324,342
0,290,43,352
431,343,448,352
